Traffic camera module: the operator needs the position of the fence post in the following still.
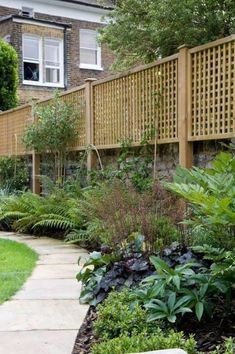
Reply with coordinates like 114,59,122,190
32,152,40,194
85,78,97,170
178,45,193,168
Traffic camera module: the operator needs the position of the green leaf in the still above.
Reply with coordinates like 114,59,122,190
173,275,180,289
195,301,204,321
147,313,167,322
175,307,192,315
149,256,174,275
167,292,176,310
174,295,191,309
167,315,177,323
199,284,209,297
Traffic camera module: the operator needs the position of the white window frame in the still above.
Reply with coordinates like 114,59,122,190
23,34,42,85
22,34,64,88
44,37,64,87
79,29,102,71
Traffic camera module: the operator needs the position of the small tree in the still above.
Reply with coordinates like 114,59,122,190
0,39,18,111
22,92,81,184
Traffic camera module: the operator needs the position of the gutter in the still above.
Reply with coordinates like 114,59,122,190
64,27,68,90
56,0,114,10
11,15,72,29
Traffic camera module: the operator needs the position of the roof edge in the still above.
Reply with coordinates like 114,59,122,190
0,15,13,24
0,14,72,28
56,0,114,10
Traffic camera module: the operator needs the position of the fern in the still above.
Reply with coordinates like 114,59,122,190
65,229,89,243
33,216,76,231
15,215,41,233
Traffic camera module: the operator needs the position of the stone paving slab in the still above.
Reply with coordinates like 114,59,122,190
13,279,82,300
22,246,83,255
31,264,80,279
38,253,87,265
0,234,87,253
0,330,78,354
0,233,89,354
0,300,88,331
35,246,87,253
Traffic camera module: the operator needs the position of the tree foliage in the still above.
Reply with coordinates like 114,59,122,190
0,39,18,110
100,0,235,70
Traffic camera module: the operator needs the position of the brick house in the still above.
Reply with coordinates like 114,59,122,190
0,0,115,103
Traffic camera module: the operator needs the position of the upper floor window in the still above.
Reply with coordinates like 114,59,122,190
23,34,64,87
79,29,102,70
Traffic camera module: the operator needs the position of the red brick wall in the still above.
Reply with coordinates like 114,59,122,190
0,5,115,103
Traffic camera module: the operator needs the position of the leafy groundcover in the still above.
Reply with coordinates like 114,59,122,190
72,243,234,354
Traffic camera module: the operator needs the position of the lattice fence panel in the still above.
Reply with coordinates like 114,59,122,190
0,106,31,156
190,39,235,139
57,88,86,148
0,88,86,157
93,57,178,147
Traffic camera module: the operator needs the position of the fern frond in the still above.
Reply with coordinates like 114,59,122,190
0,211,29,221
32,216,76,231
15,215,39,233
65,229,89,243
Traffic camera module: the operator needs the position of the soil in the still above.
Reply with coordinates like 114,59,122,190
180,299,235,352
72,307,98,354
72,301,235,354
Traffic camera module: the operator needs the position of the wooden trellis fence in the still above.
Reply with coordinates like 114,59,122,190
0,35,234,193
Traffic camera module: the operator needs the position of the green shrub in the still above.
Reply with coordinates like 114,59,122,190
0,157,29,191
91,329,198,354
0,39,18,111
94,289,158,340
78,181,182,252
165,152,235,249
211,337,234,354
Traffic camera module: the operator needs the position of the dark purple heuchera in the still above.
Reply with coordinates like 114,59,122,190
93,255,153,304
86,242,203,305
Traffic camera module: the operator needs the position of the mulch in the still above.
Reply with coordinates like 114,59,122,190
179,300,235,352
72,307,97,354
72,300,235,354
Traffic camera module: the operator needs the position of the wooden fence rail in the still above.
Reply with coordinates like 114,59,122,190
0,35,234,192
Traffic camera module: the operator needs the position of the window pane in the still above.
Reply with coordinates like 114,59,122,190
80,30,97,50
23,37,39,61
46,68,60,83
80,48,97,65
45,39,60,67
24,62,39,81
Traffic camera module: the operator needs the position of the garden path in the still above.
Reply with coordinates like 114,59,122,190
0,232,89,354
